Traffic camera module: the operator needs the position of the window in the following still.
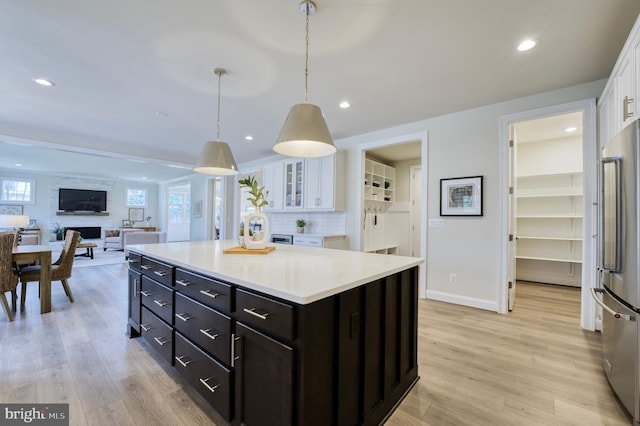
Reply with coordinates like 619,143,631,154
126,188,147,207
1,177,35,203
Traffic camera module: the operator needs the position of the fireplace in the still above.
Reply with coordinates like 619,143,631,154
64,226,101,239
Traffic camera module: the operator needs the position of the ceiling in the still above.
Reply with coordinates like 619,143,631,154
1,0,638,182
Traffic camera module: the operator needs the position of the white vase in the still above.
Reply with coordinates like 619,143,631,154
244,211,269,250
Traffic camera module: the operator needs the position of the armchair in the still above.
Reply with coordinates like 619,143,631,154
102,228,144,251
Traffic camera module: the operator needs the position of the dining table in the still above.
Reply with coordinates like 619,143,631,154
12,245,52,314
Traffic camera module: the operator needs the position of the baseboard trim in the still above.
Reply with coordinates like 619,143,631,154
426,290,497,312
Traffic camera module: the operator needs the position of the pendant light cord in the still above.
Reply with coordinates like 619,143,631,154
304,3,310,103
216,70,222,140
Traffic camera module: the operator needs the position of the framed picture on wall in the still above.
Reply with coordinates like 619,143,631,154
122,220,131,227
129,208,144,222
0,204,23,215
440,176,483,216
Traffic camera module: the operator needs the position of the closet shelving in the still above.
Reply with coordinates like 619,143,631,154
515,171,583,285
364,159,395,203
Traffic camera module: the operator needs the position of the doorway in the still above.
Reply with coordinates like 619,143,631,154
499,99,597,330
356,131,428,298
166,183,191,242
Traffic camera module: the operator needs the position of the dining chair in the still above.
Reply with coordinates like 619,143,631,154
0,232,19,321
19,230,80,311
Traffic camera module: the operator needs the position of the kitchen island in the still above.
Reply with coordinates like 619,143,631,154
127,240,423,425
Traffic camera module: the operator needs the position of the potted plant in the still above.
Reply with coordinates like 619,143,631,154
296,219,306,234
238,175,269,211
145,216,152,227
52,224,64,241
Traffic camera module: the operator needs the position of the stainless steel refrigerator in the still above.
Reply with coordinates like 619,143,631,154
593,119,640,423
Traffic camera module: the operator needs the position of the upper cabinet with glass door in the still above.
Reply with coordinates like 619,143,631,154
284,159,304,209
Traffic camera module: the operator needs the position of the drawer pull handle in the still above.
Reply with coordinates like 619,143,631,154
175,355,193,367
127,259,139,264
200,328,220,340
176,279,192,287
154,337,168,346
140,291,152,297
140,265,153,270
154,271,169,277
199,377,220,393
175,313,192,322
243,307,269,320
154,300,168,308
200,289,220,299
140,323,151,332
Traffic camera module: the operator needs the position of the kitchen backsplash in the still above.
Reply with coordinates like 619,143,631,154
266,212,346,235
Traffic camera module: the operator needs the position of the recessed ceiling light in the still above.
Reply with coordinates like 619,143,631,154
245,135,254,141
14,163,23,167
565,126,577,132
339,101,351,109
33,78,55,87
141,177,147,180
517,39,536,52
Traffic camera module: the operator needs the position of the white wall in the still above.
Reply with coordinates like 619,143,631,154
338,79,605,311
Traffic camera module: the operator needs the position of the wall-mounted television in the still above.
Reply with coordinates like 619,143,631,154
58,188,107,212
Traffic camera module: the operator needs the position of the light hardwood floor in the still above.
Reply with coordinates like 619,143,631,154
0,265,632,425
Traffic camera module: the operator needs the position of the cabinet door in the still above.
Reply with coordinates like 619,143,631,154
234,322,293,426
305,156,337,210
618,55,635,128
263,162,284,211
284,160,303,209
128,269,142,336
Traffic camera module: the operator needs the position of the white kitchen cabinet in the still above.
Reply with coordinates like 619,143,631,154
304,152,345,211
284,159,304,209
293,234,347,249
263,161,284,211
598,15,640,143
364,159,395,203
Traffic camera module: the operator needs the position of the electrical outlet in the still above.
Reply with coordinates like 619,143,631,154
449,273,456,283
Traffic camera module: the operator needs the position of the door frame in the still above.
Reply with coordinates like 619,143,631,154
409,165,421,258
498,98,597,330
355,131,429,298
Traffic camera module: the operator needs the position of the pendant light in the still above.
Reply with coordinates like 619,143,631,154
273,0,336,158
194,68,239,176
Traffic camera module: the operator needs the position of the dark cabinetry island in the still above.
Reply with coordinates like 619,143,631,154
127,240,422,425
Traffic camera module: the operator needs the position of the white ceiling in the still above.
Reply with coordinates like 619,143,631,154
0,1,638,182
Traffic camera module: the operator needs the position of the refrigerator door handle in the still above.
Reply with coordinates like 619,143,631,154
591,288,636,321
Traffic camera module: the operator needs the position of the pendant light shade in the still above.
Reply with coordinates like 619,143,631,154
273,0,336,158
194,68,240,176
193,140,238,175
274,103,335,157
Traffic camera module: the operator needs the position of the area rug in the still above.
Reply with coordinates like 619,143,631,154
51,248,127,268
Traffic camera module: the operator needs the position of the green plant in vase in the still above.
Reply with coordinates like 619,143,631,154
238,175,269,211
296,218,306,234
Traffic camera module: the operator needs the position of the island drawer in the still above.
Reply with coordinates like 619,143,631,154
140,257,174,287
175,269,232,313
127,252,142,272
141,307,173,365
141,276,174,324
174,292,232,366
175,332,232,421
236,289,295,341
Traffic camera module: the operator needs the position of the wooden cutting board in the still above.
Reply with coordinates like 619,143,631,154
223,245,276,254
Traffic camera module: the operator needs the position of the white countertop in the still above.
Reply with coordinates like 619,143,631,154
128,240,423,305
